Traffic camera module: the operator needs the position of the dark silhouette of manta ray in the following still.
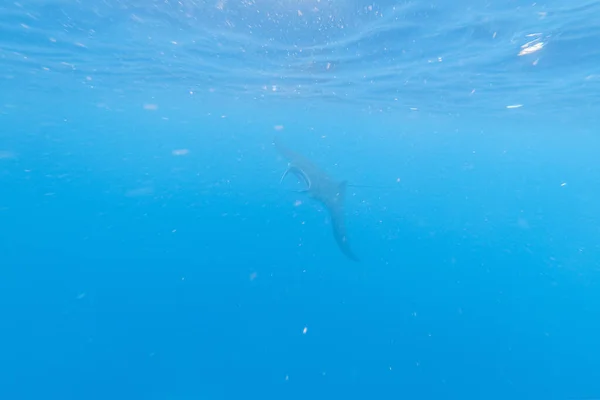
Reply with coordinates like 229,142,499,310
274,138,359,262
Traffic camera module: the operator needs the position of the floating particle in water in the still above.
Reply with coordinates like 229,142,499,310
125,187,154,197
143,104,158,110
171,149,189,156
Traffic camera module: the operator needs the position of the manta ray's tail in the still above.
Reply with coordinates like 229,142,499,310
330,180,360,262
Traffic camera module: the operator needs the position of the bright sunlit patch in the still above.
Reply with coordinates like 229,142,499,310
518,33,545,56
519,41,544,56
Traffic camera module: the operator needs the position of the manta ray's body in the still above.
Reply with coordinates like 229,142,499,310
274,138,359,262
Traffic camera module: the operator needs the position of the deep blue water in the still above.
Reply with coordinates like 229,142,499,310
2,1,600,399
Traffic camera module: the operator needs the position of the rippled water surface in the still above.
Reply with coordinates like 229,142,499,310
2,0,600,114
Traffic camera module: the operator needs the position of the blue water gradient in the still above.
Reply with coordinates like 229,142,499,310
1,1,600,399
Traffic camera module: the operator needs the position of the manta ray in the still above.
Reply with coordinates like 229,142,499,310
274,138,360,262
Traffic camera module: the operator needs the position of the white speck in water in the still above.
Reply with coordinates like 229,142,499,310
171,149,189,156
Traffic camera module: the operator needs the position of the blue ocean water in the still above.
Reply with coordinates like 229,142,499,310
2,0,600,398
